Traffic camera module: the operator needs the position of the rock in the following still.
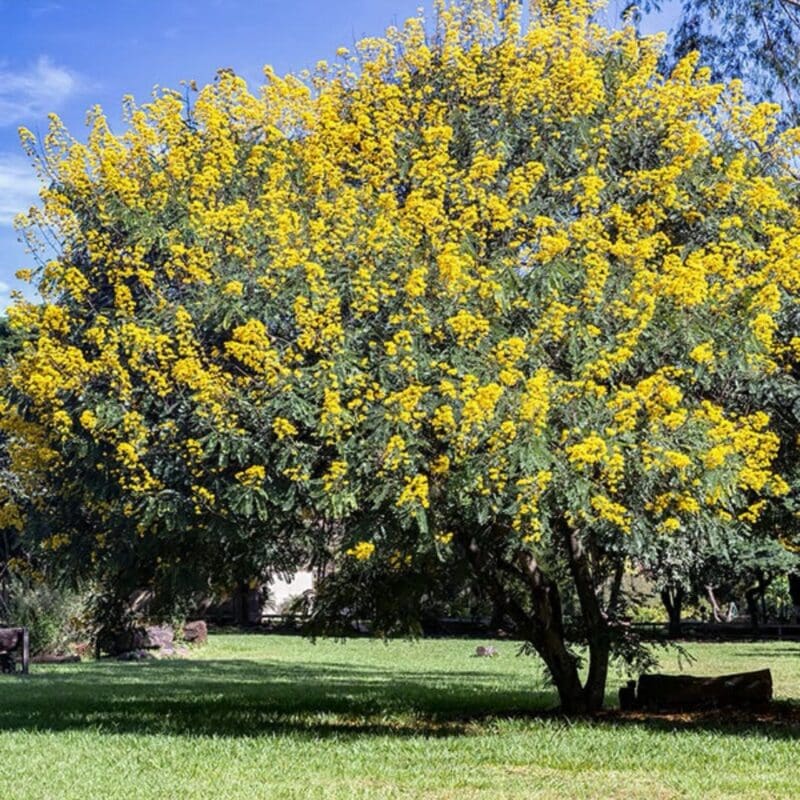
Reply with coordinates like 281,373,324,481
116,649,154,661
183,620,208,645
72,641,93,659
475,645,499,657
99,627,146,656
99,623,175,656
143,624,174,650
0,628,22,651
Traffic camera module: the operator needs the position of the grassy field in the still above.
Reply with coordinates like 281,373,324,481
0,635,798,799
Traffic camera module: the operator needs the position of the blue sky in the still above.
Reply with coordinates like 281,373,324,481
0,0,678,309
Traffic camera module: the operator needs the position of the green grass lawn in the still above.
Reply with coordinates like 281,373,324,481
0,635,798,799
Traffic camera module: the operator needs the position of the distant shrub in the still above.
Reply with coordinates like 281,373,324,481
0,574,88,655
629,604,668,624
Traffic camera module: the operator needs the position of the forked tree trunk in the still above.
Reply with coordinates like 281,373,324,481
514,522,611,714
469,526,612,715
562,521,611,712
513,563,589,714
706,584,723,622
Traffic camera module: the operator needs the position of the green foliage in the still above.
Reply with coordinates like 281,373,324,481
0,317,17,363
0,573,87,655
629,602,669,624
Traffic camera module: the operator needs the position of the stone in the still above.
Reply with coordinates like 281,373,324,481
72,641,93,660
143,624,174,650
0,628,21,651
183,620,208,645
99,627,146,656
116,649,154,661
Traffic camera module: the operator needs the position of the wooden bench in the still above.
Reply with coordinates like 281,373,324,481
0,627,30,674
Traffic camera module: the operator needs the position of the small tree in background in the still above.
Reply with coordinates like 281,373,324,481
3,0,800,711
638,0,800,128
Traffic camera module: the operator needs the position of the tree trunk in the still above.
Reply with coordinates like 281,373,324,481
560,521,610,712
660,585,684,637
607,561,624,617
706,584,723,622
759,575,771,622
470,528,608,715
537,631,587,714
789,572,800,605
233,581,249,625
745,585,761,631
510,551,590,714
0,531,9,613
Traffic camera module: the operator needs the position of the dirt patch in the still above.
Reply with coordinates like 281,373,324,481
597,700,800,729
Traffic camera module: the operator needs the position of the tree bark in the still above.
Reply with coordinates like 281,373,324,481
706,584,723,622
660,585,684,638
745,578,764,632
607,561,624,617
560,521,610,712
637,669,772,710
467,526,609,715
510,550,589,713
233,581,249,626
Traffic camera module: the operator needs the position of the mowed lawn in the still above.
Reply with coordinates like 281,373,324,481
0,635,798,799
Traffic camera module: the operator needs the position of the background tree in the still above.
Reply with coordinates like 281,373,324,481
640,528,798,634
639,0,800,127
3,0,800,711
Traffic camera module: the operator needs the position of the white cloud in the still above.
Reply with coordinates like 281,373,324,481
0,153,40,225
0,281,10,294
0,56,81,127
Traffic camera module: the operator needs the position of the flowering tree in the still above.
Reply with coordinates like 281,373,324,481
3,1,800,711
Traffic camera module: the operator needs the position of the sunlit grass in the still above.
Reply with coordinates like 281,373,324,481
0,635,797,799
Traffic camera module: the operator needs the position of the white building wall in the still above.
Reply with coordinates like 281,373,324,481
265,571,314,612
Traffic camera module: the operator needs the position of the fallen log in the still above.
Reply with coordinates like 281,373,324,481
637,669,772,711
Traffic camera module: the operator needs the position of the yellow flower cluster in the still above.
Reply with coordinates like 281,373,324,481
396,474,430,509
272,417,298,440
346,541,375,561
235,465,266,488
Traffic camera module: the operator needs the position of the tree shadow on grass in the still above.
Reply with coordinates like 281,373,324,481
596,702,800,739
0,657,552,739
1,657,798,741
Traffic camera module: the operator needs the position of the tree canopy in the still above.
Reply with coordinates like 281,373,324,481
2,0,800,711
